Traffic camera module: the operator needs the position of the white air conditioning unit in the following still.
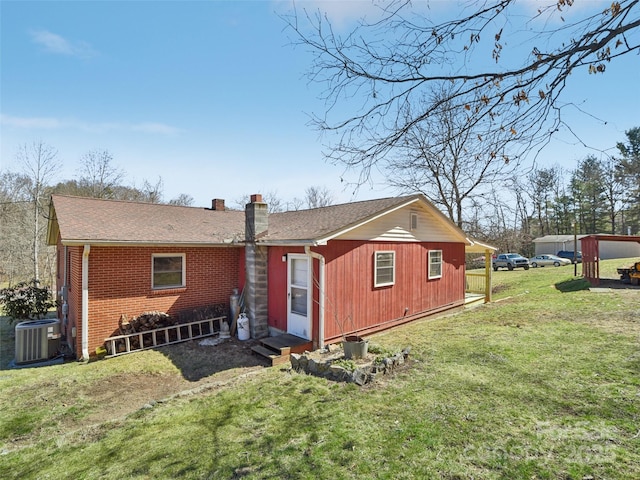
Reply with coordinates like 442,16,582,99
15,319,61,365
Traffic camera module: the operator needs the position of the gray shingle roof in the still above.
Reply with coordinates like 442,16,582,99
49,195,245,245
49,193,460,246
266,195,422,243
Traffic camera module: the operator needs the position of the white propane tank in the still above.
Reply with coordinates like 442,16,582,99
237,313,250,341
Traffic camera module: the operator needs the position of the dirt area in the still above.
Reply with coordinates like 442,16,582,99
2,331,271,444
84,337,270,421
62,339,403,427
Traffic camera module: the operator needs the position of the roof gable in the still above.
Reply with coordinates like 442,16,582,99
265,194,469,245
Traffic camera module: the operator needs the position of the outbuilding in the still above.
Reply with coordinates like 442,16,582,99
533,234,640,260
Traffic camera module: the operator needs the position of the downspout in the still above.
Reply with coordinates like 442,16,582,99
81,244,91,361
305,246,325,349
61,246,70,343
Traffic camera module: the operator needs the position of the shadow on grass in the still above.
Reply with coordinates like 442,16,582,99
156,337,267,381
1,313,266,379
554,278,591,292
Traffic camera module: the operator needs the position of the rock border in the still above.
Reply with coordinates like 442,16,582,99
289,347,411,386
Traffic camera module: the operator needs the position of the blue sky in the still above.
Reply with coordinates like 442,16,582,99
2,0,639,208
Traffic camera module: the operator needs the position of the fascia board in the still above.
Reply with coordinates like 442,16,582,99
59,240,245,248
316,196,470,245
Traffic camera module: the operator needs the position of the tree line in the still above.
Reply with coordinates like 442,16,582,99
0,141,337,287
0,142,194,287
467,127,640,257
2,127,638,286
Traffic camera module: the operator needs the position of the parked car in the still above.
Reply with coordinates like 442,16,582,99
468,256,486,269
529,254,571,268
556,250,583,263
492,253,530,271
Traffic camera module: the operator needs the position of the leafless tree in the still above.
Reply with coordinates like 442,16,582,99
234,191,284,213
526,165,562,236
0,172,32,284
305,185,334,209
600,155,626,233
168,193,194,206
140,177,164,204
77,149,125,198
16,141,61,282
286,197,306,212
284,0,640,184
386,86,520,227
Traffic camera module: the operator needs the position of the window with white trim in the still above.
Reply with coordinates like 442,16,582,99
374,251,395,287
410,212,418,231
152,254,185,289
428,250,442,279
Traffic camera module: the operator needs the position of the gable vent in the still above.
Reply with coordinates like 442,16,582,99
410,212,418,230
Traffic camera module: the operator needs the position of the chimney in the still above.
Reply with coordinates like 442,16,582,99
244,194,270,339
245,193,268,241
211,198,225,211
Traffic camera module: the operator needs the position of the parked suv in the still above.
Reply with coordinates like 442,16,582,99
492,253,530,271
556,250,582,263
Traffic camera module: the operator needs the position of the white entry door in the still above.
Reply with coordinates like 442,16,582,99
287,254,311,339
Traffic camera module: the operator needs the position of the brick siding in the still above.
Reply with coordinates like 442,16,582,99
63,243,242,355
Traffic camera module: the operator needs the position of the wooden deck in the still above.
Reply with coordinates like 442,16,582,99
251,334,313,366
464,292,486,307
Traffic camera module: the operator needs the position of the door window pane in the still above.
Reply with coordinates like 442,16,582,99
291,287,308,316
291,258,308,287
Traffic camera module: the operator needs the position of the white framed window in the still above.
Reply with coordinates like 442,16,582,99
152,253,186,289
374,251,395,287
410,212,418,231
428,250,442,279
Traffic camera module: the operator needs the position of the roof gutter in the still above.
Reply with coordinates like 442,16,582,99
81,244,90,361
59,240,244,247
304,246,325,349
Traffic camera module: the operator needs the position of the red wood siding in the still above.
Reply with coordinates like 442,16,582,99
315,240,465,343
267,247,306,333
266,241,465,346
66,245,242,355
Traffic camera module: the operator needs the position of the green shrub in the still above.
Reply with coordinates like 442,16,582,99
367,343,393,357
0,280,56,325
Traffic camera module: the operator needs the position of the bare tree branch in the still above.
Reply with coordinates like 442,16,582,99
284,0,640,183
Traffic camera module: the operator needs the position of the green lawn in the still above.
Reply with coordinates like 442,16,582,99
1,259,639,479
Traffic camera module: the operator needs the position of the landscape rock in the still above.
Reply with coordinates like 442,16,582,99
289,346,411,385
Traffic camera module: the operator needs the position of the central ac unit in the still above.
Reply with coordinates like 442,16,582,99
15,319,61,365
